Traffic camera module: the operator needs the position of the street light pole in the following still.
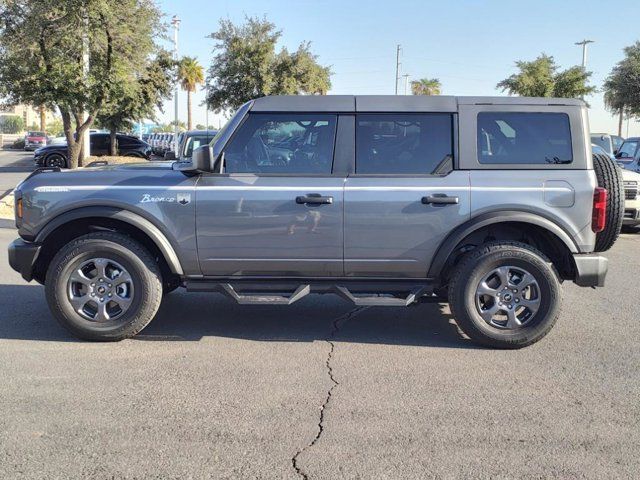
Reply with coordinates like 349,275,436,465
205,79,209,131
394,44,402,95
172,15,181,154
575,39,594,69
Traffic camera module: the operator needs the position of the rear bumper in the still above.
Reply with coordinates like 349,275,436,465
7,238,41,282
573,254,608,287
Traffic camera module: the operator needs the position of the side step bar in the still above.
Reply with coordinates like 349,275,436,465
186,281,432,307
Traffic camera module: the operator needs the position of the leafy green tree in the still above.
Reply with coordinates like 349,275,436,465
0,115,24,133
0,0,164,167
195,124,205,130
97,50,175,154
411,78,442,96
497,54,595,99
46,117,65,137
206,16,332,112
178,57,204,130
603,41,640,136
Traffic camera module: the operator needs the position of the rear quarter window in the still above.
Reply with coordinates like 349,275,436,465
478,112,573,165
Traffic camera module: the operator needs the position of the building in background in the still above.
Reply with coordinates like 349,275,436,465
0,103,56,131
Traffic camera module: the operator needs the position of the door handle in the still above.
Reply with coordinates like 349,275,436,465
421,194,459,205
296,193,334,205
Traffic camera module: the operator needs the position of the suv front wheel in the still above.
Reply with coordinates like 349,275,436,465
448,242,561,349
45,232,163,341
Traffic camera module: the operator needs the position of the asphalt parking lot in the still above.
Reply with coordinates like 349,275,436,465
0,150,638,478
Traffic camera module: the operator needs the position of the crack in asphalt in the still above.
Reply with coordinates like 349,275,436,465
292,307,369,479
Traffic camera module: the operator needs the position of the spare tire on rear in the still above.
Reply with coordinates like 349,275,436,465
592,153,624,252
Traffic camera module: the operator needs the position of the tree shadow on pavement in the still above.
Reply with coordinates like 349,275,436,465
0,285,477,349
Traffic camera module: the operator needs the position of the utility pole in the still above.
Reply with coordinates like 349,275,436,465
395,44,402,95
402,74,410,95
575,39,594,69
172,15,181,154
205,79,209,130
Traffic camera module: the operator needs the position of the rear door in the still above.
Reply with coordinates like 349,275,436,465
90,134,110,156
344,113,470,278
196,112,346,277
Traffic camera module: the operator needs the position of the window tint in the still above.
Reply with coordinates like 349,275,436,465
224,114,337,174
478,112,572,164
355,114,453,174
617,141,638,159
118,136,139,147
90,134,109,149
183,135,212,158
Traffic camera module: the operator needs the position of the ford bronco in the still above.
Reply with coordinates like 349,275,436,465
7,96,624,348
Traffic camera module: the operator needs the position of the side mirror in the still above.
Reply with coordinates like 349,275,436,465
164,151,177,161
613,149,618,156
174,145,212,173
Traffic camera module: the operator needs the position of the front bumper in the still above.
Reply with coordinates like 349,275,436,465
8,238,41,282
573,254,608,287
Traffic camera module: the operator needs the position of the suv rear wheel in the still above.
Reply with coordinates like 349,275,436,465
448,242,561,349
45,232,163,341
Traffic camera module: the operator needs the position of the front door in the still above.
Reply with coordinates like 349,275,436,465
344,113,470,278
196,112,344,277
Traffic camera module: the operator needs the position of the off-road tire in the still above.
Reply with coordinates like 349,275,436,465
592,153,624,252
45,232,163,341
448,241,561,349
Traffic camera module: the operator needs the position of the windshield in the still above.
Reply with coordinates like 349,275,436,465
210,101,253,158
617,141,638,159
183,135,216,158
28,131,46,137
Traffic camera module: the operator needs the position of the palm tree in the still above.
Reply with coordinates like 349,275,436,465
410,78,442,96
178,57,204,130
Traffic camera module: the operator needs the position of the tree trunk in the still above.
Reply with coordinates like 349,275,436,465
109,128,117,156
60,108,80,169
39,106,46,132
619,109,624,137
187,89,193,131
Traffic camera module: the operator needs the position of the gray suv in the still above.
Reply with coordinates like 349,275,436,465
7,96,624,348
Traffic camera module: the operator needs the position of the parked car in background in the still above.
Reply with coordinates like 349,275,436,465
33,133,152,168
150,133,162,155
164,129,217,161
24,131,48,151
611,135,624,153
615,137,640,171
591,133,616,158
48,136,67,145
621,168,640,228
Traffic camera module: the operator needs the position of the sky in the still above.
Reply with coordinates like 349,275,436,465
155,0,640,137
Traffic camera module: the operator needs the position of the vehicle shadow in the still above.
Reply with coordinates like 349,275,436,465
0,285,477,349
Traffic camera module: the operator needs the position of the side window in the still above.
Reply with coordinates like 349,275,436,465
355,114,453,174
478,112,573,164
224,113,337,174
90,135,109,149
